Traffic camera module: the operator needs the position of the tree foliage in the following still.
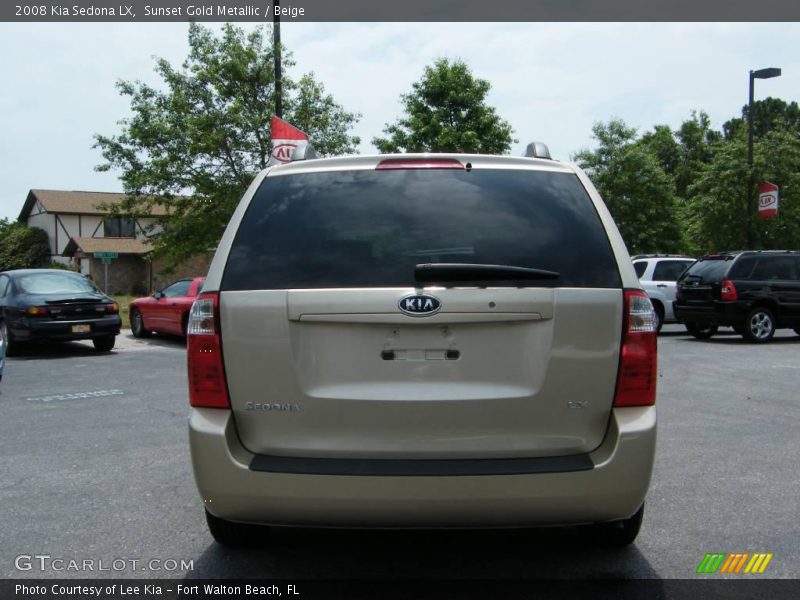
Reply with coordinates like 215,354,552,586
0,220,50,271
373,58,516,154
95,23,361,266
577,99,800,256
574,120,683,254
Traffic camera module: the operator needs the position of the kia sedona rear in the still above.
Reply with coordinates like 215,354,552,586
187,152,657,546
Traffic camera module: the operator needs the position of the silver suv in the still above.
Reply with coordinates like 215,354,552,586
187,151,658,546
632,255,696,332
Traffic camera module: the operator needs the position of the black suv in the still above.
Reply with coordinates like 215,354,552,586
674,250,800,342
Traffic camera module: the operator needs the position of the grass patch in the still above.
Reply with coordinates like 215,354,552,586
112,295,138,329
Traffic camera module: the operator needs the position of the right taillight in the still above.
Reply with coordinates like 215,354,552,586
614,289,658,407
187,292,230,409
720,279,738,302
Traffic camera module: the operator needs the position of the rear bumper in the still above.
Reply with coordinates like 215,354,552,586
10,315,121,342
189,406,657,528
673,301,747,326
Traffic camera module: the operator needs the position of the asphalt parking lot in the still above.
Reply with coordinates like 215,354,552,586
1,325,798,580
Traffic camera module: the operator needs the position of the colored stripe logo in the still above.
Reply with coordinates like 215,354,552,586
697,552,773,574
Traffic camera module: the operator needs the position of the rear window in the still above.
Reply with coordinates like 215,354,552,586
653,260,694,282
681,258,732,283
222,168,621,290
16,272,99,294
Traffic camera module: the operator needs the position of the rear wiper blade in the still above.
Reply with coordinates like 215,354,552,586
415,263,560,283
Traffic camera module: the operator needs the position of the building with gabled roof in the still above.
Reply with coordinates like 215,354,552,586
17,189,209,295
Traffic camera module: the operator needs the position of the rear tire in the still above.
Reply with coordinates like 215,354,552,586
205,510,266,546
742,307,775,343
1,321,21,357
652,303,664,333
685,323,718,340
581,503,645,547
93,335,116,352
130,309,151,338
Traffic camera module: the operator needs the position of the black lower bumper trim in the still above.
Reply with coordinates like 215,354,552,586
249,452,593,476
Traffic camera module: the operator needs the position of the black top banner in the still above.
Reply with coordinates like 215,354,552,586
3,0,800,22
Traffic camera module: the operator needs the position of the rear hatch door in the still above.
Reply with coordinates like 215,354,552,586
219,163,624,459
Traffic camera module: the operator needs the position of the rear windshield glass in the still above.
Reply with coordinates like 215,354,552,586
681,258,732,283
17,272,99,294
653,260,694,282
222,168,621,290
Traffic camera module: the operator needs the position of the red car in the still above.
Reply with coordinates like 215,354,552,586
129,277,206,338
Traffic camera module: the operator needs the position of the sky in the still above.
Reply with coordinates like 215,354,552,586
0,22,798,220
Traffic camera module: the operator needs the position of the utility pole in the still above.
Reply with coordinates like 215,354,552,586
273,0,282,118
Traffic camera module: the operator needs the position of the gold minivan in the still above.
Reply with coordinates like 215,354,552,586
187,151,658,546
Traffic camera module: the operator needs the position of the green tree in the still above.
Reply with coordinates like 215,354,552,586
0,220,50,271
95,23,361,266
685,126,800,252
574,120,683,254
723,97,800,140
373,58,516,154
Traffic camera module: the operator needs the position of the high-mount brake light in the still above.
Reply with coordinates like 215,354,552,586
720,279,738,302
614,289,658,407
375,158,465,170
187,292,230,409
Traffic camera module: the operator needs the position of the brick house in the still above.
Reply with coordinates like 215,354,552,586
18,189,211,295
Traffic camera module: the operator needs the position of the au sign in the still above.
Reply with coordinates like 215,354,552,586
758,182,779,218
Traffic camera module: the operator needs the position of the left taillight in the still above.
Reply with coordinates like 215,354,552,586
720,279,737,302
614,289,658,407
187,292,230,409
26,306,49,316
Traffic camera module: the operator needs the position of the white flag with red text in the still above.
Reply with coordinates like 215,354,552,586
758,182,779,219
268,116,309,166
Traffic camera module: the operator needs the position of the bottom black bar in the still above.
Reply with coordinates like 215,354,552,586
3,579,799,600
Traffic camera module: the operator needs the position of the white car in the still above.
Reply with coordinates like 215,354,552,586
632,255,696,332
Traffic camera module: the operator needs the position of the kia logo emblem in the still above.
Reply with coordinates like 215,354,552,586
272,143,298,164
398,294,441,317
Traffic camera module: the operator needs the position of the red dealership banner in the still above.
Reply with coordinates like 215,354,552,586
268,116,310,166
758,182,779,219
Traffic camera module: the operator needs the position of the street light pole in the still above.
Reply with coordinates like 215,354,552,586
273,0,282,118
746,67,781,248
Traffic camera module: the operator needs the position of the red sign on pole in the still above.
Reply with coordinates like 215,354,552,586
758,182,779,218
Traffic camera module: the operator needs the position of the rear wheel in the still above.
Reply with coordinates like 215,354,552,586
742,307,775,343
581,503,645,547
652,303,664,333
130,309,151,338
205,510,267,546
1,321,21,357
93,335,116,352
685,323,718,340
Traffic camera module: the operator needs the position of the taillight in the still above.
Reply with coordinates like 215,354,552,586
106,303,120,314
26,306,49,316
720,279,737,302
187,292,230,408
375,158,465,170
675,285,681,301
614,289,658,407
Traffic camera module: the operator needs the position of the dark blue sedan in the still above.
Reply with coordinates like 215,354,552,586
0,269,121,354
